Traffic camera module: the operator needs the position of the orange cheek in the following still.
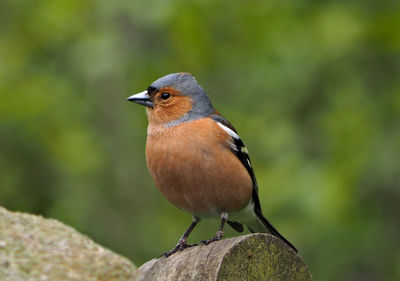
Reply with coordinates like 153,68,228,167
147,96,192,125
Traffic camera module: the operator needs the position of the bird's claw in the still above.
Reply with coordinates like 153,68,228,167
162,240,196,257
200,230,224,245
162,230,224,256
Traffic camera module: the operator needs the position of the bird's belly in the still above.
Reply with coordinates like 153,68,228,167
146,122,252,217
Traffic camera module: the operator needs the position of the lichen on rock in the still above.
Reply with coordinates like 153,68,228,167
0,206,141,281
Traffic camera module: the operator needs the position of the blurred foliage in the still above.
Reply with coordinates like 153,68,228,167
1,0,400,280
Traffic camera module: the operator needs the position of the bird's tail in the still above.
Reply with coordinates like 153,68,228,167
229,201,298,252
248,209,298,253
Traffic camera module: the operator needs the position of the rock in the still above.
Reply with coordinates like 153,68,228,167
139,233,312,281
0,206,141,281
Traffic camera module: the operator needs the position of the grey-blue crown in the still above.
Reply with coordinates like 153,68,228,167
150,73,202,96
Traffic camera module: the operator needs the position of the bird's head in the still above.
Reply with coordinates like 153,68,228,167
127,73,215,126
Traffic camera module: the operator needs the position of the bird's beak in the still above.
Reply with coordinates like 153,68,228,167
126,91,153,108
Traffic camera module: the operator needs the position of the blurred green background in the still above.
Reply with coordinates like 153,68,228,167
1,0,400,280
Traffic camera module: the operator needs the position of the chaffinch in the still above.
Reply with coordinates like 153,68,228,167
127,73,297,257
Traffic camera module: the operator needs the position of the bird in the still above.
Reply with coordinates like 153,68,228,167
127,73,297,257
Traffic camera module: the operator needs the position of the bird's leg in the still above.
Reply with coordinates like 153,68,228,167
201,212,228,245
162,216,200,257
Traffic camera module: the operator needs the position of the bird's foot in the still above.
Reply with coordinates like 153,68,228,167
162,240,196,257
200,230,224,245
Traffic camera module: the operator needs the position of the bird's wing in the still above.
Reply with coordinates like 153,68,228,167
209,114,298,252
209,114,263,214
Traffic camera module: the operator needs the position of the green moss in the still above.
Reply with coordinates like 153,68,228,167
217,234,312,281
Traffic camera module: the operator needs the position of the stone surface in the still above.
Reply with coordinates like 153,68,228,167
0,206,141,281
139,233,312,281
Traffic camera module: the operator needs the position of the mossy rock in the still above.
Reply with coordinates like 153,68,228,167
0,206,141,281
139,233,312,281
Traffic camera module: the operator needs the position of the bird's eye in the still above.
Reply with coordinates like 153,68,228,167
160,92,171,100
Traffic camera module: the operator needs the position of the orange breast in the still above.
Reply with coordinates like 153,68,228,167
146,118,253,217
